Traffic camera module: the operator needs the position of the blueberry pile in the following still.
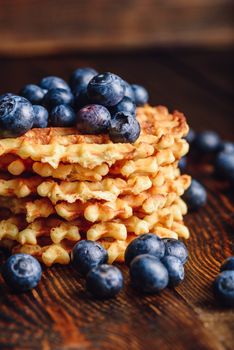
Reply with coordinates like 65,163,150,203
214,257,234,306
126,234,188,293
180,128,234,211
73,235,188,297
1,234,187,298
0,69,149,143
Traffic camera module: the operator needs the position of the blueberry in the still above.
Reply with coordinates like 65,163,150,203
163,238,188,264
50,105,76,127
214,271,234,306
125,233,165,266
179,157,187,172
76,104,111,134
215,151,234,183
69,67,98,91
88,72,125,107
20,84,47,104
123,81,134,100
182,179,207,211
130,254,168,294
0,93,16,101
161,256,184,287
43,88,74,110
73,85,91,110
32,105,48,128
2,254,42,292
220,257,234,272
71,240,108,275
39,76,70,91
194,131,221,153
185,128,196,144
131,84,149,106
109,96,136,116
109,112,140,143
217,141,234,154
86,264,123,299
0,95,34,138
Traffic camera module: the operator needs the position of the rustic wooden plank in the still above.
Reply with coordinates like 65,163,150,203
0,50,233,350
0,0,233,56
0,258,230,350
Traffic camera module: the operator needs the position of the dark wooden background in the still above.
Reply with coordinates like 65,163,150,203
0,48,234,349
0,0,233,56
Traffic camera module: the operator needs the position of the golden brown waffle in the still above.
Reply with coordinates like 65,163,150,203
0,175,152,200
0,208,189,267
37,175,153,203
0,196,189,242
0,190,185,224
0,196,132,223
0,138,188,179
0,176,43,198
0,106,188,169
0,169,190,225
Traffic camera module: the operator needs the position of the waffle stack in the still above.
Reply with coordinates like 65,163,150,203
0,105,191,266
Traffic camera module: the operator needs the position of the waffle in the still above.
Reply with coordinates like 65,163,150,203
0,139,187,180
0,173,189,223
0,198,189,266
0,106,188,169
0,104,191,266
0,196,188,243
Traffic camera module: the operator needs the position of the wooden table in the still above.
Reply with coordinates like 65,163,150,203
0,48,234,350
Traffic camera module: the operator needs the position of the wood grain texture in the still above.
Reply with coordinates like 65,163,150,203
0,0,234,56
0,48,234,350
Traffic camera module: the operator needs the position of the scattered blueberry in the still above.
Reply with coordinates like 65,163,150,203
2,254,42,292
109,96,136,116
182,179,207,211
215,151,234,183
220,257,234,272
69,67,98,91
125,234,165,266
185,128,196,144
0,94,34,138
161,256,185,287
131,84,149,106
179,157,187,172
163,238,188,264
20,84,47,104
43,88,74,110
217,141,234,154
194,131,221,153
76,104,111,134
130,254,169,294
32,105,49,128
50,105,76,127
86,264,123,299
109,112,140,143
123,81,134,100
88,72,125,107
214,270,234,306
71,240,108,275
39,76,70,91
